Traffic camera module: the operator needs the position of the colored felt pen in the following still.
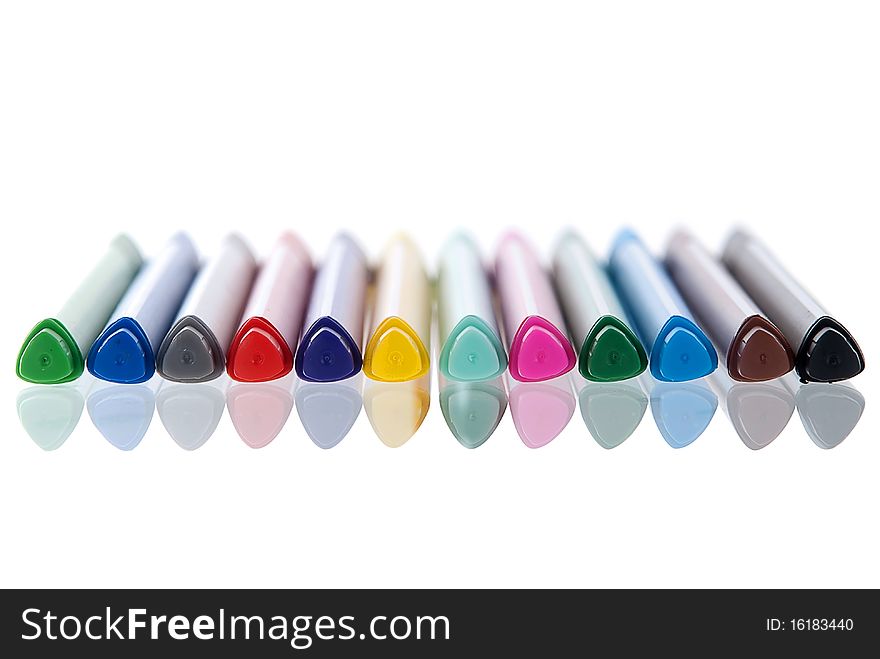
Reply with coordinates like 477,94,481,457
17,234,143,384
437,233,507,382
226,232,313,383
156,234,257,383
87,233,199,384
362,235,431,383
294,233,368,383
438,374,507,449
495,232,576,382
665,230,795,382
552,230,648,382
608,230,718,382
722,229,865,384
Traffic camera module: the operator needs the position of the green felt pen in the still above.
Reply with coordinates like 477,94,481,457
16,234,143,384
552,230,647,382
437,233,507,382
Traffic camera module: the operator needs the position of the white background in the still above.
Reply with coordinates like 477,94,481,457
1,1,878,588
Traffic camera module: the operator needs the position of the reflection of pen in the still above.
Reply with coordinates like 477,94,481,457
722,229,865,383
648,378,718,448
438,374,507,448
666,230,794,382
295,233,368,383
17,235,143,384
552,230,647,382
506,374,576,448
495,232,576,383
707,368,794,450
87,233,199,384
157,234,257,383
781,374,865,449
362,235,431,383
437,233,507,382
608,229,718,382
226,233,313,383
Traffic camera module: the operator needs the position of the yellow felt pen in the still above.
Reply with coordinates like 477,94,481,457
362,235,431,382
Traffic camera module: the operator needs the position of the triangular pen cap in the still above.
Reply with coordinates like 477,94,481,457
439,315,507,382
295,316,362,383
226,317,293,383
580,316,648,382
799,317,865,383
508,315,576,383
363,316,430,383
729,316,794,382
87,317,155,384
651,316,718,382
17,319,84,384
157,316,225,383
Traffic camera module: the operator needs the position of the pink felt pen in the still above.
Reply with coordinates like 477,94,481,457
495,232,576,382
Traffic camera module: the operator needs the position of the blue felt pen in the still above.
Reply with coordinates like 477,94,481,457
608,230,717,382
87,233,199,384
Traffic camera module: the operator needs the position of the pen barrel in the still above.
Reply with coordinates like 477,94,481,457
608,233,692,347
369,237,431,345
552,234,626,351
666,231,762,357
495,235,565,348
110,232,199,350
242,232,313,353
437,235,500,346
174,234,257,351
55,234,143,356
722,231,826,343
302,233,368,349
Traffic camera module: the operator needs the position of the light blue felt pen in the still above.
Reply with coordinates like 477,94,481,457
608,230,718,382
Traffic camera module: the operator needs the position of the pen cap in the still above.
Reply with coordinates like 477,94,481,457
495,232,576,382
437,233,507,382
296,233,368,382
552,230,647,381
666,230,793,382
17,234,143,384
609,230,717,382
363,235,431,382
157,233,257,382
722,229,864,382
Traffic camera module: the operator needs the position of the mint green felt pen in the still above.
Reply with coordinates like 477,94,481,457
437,233,507,382
16,235,143,384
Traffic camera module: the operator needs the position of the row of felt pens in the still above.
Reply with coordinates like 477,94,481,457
16,228,865,387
